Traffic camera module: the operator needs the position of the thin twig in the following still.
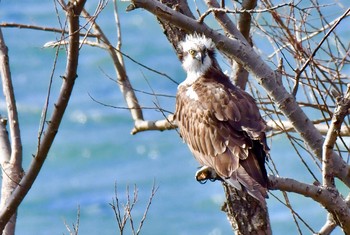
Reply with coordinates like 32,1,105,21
111,182,158,235
38,13,68,155
88,93,173,114
64,205,80,235
136,181,158,235
198,2,293,23
266,119,350,136
269,192,316,234
0,22,99,38
293,7,350,96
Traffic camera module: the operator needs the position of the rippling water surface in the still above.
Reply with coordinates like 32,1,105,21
0,1,347,234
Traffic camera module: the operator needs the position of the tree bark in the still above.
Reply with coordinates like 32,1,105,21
223,184,271,235
269,175,350,233
0,28,24,235
0,119,18,235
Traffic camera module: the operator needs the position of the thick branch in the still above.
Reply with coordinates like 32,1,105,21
234,0,256,89
131,116,176,134
81,9,144,123
266,120,350,136
222,183,271,234
318,213,337,235
129,0,350,188
204,0,250,89
0,22,98,38
0,118,18,235
269,175,350,233
0,0,87,231
155,0,194,56
204,0,245,40
0,118,10,163
322,86,350,187
0,29,22,171
0,28,24,235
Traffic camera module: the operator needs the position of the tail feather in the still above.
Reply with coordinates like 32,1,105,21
224,172,242,191
224,166,267,205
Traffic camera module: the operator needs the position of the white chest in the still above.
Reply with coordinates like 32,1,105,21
185,86,199,100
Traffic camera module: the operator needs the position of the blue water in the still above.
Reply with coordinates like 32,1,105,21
0,1,348,234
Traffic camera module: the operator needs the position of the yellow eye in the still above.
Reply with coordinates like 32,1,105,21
189,49,196,55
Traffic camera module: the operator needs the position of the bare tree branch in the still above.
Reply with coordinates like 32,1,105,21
83,9,143,120
222,183,271,234
198,1,292,23
317,213,337,235
136,182,158,235
131,117,176,135
0,22,99,38
0,28,22,174
293,8,350,96
267,9,350,59
79,2,183,137
0,118,18,235
0,0,87,231
233,0,256,90
204,0,250,89
322,86,350,187
204,0,245,41
0,118,10,164
0,27,24,235
110,182,158,235
64,206,80,235
266,120,350,136
269,175,350,233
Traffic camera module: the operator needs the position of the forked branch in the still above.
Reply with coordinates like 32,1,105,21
110,182,158,235
322,86,350,187
0,0,87,231
269,175,350,233
0,27,24,235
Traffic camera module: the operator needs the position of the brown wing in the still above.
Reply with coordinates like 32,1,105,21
174,76,268,199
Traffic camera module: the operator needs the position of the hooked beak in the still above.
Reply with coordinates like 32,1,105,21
194,52,205,64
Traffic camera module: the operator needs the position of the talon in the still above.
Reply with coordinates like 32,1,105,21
195,166,219,183
198,179,208,184
195,168,208,182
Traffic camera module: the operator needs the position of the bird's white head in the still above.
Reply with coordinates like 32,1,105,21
179,34,216,85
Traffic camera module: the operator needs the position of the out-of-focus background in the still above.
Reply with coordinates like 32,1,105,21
0,1,348,234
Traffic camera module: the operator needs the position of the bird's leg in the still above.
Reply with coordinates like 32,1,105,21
195,166,222,183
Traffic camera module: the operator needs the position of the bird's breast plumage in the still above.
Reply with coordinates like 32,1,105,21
175,74,269,201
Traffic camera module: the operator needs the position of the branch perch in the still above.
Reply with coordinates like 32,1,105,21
269,175,350,233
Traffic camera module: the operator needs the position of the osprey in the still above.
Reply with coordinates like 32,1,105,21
174,34,269,203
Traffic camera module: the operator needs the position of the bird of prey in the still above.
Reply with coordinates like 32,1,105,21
174,34,269,203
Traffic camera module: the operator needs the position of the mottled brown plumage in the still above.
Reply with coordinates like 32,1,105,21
174,34,269,203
